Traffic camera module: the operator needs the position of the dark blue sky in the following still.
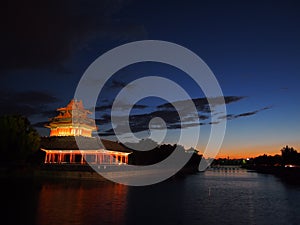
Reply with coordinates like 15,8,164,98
1,0,300,157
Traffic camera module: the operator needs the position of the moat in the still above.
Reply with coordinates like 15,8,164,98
2,170,300,225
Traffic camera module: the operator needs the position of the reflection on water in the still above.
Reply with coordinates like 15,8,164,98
183,171,300,225
125,178,186,225
1,171,300,225
36,181,128,225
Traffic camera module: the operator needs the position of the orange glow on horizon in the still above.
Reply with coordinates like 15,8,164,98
197,142,300,159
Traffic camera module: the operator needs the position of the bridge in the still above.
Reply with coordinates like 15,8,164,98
207,165,246,172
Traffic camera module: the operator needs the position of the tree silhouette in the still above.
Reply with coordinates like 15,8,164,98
0,115,40,163
281,145,300,165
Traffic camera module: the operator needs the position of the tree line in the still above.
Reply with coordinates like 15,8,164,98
212,145,300,167
1,114,299,168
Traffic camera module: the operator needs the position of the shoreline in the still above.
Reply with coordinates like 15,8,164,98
242,165,300,185
0,162,200,183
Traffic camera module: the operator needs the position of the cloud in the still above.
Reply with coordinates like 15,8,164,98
94,103,148,112
0,0,146,72
106,79,136,92
0,90,60,116
95,113,112,124
224,96,246,104
110,80,127,89
167,122,206,129
96,103,209,135
235,111,258,118
94,96,271,137
219,106,272,120
97,128,116,137
94,105,114,112
157,96,246,113
234,106,271,119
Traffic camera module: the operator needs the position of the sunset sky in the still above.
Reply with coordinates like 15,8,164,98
1,0,300,158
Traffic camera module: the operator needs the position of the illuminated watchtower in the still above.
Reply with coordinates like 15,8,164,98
41,99,131,165
46,99,97,137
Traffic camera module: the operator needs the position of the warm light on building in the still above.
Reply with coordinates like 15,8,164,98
46,99,97,137
41,99,131,165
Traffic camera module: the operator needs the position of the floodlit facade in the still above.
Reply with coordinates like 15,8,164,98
41,99,131,165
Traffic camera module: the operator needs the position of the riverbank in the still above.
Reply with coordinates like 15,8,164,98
0,164,107,182
0,161,201,183
243,165,300,184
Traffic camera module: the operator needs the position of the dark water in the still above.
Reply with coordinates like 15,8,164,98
1,170,300,225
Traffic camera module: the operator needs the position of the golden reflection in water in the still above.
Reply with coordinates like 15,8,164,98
36,181,128,225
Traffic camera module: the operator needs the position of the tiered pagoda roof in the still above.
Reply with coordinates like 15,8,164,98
46,99,97,137
41,136,131,153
